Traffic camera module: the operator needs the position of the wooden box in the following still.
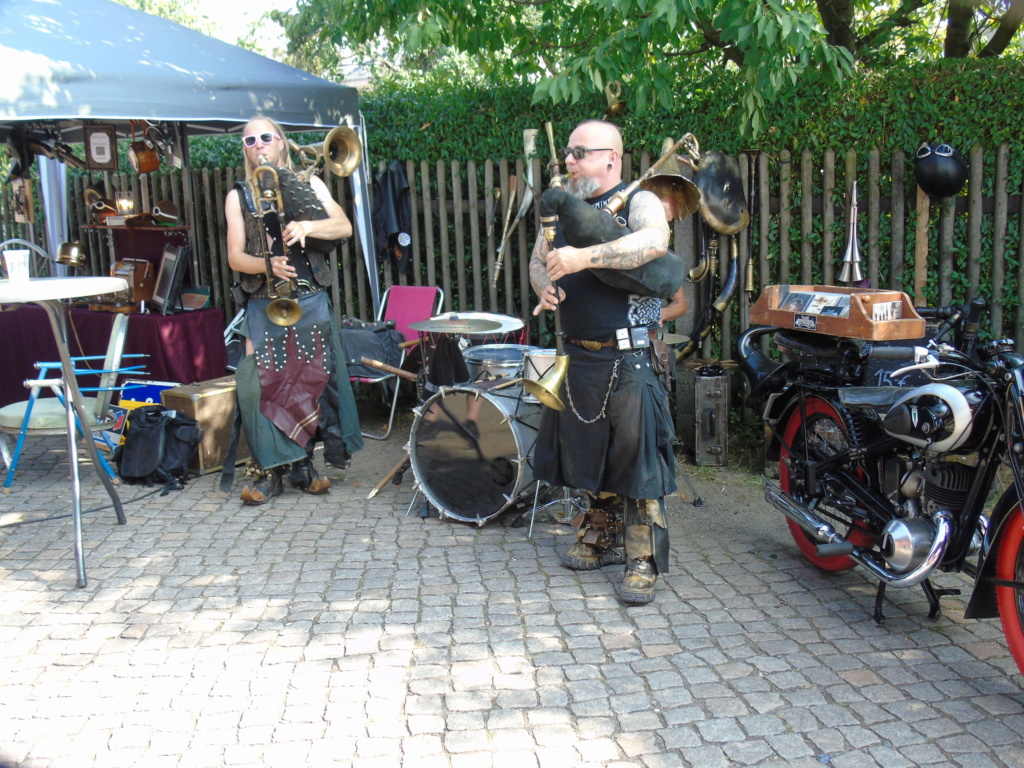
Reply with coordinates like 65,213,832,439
161,376,249,475
749,285,925,341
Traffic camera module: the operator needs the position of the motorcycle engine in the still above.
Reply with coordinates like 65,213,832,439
881,382,986,453
880,461,975,572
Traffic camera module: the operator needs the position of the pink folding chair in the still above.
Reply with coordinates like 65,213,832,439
352,285,443,440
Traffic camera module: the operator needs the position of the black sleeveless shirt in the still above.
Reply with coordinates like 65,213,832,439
553,182,662,342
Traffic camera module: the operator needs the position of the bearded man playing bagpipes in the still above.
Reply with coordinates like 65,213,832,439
223,116,364,505
530,119,679,605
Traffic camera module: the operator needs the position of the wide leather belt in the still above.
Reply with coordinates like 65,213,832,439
567,328,657,352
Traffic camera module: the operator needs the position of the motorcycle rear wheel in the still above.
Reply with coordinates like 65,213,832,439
779,395,874,572
995,500,1024,675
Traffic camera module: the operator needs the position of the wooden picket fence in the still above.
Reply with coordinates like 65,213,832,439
2,145,1022,354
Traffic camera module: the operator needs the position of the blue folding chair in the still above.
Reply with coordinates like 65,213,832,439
0,313,148,490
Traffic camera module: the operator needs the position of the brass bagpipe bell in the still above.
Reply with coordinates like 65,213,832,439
838,180,865,284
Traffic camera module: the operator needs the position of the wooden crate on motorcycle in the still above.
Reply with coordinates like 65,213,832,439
160,376,249,475
749,285,925,340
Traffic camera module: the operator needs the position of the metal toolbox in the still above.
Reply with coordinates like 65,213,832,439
161,376,249,475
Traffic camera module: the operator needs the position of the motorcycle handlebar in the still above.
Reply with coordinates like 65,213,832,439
867,345,922,360
915,306,959,320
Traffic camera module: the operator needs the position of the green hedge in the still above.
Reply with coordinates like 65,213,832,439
359,59,1024,169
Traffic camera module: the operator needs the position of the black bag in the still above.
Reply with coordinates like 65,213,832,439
340,317,405,379
114,404,203,492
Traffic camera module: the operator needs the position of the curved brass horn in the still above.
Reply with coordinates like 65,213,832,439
290,125,362,181
639,137,700,222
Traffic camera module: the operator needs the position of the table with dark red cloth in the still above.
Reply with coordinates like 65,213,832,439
0,305,228,408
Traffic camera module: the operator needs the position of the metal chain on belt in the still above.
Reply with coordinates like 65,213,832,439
566,356,621,424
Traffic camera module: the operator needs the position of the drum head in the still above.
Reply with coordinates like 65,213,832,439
410,386,540,524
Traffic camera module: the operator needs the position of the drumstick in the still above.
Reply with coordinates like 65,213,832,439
359,356,418,382
399,338,423,349
367,456,411,499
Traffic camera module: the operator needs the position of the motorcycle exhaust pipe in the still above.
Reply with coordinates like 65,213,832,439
761,476,952,588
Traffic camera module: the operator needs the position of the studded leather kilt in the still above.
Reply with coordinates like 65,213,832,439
236,290,363,469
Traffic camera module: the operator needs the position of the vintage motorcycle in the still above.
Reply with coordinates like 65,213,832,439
737,294,1024,674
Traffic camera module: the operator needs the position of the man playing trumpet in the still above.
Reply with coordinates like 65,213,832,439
224,115,363,505
530,119,679,604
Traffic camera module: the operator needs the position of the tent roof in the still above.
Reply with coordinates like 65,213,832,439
0,0,360,142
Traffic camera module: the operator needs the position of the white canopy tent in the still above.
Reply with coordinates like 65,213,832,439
0,0,380,313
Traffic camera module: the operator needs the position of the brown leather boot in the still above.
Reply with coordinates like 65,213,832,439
289,456,331,495
240,465,285,506
618,558,657,605
558,540,626,571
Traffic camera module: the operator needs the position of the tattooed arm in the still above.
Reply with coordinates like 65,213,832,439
543,190,670,281
530,231,567,316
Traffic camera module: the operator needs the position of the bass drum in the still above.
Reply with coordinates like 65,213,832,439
410,384,541,525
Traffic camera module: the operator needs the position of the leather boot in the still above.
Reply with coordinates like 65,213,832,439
618,557,657,605
240,465,285,506
289,455,331,495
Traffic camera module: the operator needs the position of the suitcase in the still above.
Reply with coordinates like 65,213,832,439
161,376,249,475
693,365,729,467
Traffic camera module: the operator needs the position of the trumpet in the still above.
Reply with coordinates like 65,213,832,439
289,125,361,182
252,158,302,327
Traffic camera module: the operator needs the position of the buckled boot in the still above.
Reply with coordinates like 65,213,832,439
289,455,331,495
558,500,625,571
618,557,657,605
240,465,285,506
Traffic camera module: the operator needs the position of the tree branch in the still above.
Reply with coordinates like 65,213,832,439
980,0,1024,57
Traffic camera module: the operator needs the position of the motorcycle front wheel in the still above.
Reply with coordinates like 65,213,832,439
995,498,1024,675
779,395,874,572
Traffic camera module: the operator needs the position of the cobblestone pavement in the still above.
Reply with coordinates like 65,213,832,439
1,428,1023,768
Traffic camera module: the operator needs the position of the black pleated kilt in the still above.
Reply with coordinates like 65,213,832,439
533,343,677,499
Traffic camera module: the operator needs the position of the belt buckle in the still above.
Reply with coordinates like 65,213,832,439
580,340,603,352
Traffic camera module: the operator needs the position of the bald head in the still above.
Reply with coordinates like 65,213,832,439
565,119,624,198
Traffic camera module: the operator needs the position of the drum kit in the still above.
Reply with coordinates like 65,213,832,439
367,311,564,527
370,310,692,526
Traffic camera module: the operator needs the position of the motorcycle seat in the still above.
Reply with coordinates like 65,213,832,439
838,386,904,411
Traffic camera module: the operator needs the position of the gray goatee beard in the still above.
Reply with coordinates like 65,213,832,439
568,174,601,200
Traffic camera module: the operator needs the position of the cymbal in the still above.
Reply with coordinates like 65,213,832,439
408,314,504,334
660,332,690,345
451,311,525,334
685,357,738,370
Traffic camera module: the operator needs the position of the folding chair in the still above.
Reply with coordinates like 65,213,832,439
351,285,443,440
0,313,148,489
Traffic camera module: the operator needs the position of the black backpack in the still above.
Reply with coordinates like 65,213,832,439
114,404,202,492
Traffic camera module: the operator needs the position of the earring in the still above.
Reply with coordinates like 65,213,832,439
607,163,613,170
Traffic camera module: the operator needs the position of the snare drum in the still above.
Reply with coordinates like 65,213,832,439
463,343,543,381
410,384,542,524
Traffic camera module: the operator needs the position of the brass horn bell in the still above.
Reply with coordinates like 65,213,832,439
523,353,569,411
291,125,362,181
603,81,626,119
639,137,701,222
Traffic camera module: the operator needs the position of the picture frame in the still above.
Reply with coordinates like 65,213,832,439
12,177,34,223
84,124,118,171
151,245,189,315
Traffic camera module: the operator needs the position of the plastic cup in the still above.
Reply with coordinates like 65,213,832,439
3,249,30,282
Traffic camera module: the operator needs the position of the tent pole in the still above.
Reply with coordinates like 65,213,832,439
175,121,201,286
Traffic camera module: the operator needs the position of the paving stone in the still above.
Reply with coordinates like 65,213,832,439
3,443,1023,768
